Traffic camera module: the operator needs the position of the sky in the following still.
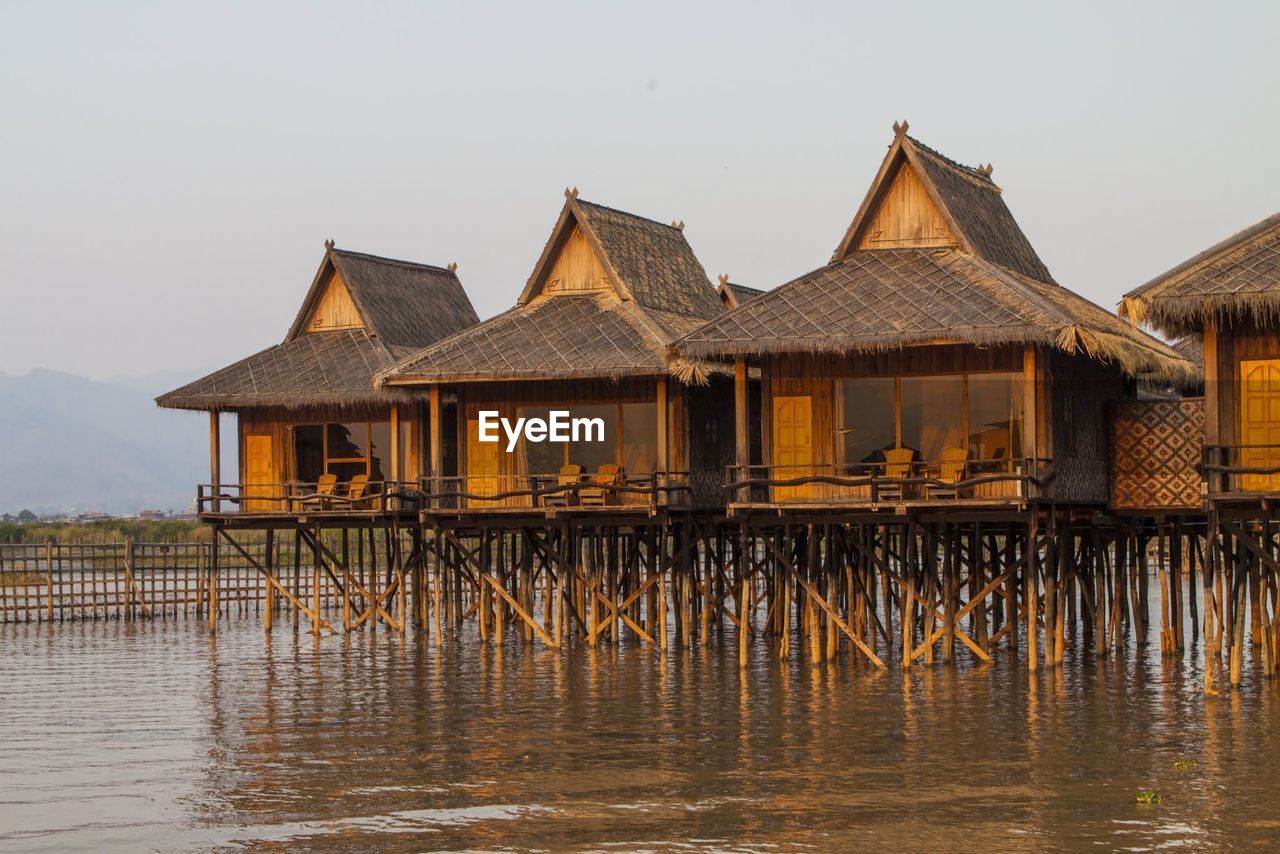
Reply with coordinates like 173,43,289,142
2,0,1277,380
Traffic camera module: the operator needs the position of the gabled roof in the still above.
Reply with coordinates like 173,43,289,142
1119,212,1280,335
287,246,479,350
672,248,1193,380
158,244,479,411
672,125,1195,383
832,123,1054,283
717,276,765,309
381,193,722,385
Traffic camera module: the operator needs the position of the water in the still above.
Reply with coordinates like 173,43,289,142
1,618,1278,851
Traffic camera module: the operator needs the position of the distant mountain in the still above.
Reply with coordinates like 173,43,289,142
0,369,230,515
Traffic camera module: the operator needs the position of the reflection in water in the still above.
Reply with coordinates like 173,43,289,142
0,612,1277,852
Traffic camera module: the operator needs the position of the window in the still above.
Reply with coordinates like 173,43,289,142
968,373,1024,462
900,376,964,461
836,372,1024,464
291,420,392,485
838,378,895,466
516,401,659,475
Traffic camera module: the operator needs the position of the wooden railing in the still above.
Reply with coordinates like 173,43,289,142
419,472,692,510
1203,445,1280,496
726,457,1051,506
196,481,422,514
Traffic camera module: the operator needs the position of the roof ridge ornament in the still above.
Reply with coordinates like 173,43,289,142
564,186,579,200
447,262,458,273
671,220,685,231
717,273,730,287
980,163,994,177
324,238,335,250
892,119,909,138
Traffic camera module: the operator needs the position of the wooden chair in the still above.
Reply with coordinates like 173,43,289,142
300,473,338,511
580,464,623,507
927,448,969,499
876,448,916,502
543,464,583,507
346,473,370,508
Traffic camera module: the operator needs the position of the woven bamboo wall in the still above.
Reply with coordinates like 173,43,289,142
1110,398,1205,510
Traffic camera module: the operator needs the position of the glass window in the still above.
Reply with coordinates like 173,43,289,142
838,378,896,467
569,403,617,474
327,423,366,461
369,421,391,482
901,376,964,461
518,406,563,476
968,372,1023,462
294,425,324,483
621,402,657,474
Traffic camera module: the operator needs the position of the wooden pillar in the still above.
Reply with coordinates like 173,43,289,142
734,359,748,502
1021,346,1037,494
657,378,669,485
209,410,221,513
429,385,443,507
390,404,402,487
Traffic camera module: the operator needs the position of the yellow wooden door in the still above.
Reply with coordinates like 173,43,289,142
243,434,274,511
772,395,813,502
466,419,501,506
1240,359,1280,492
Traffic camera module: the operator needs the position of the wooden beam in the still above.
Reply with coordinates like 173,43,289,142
735,359,748,501
1204,319,1219,445
429,386,443,505
1022,345,1037,461
390,404,401,485
656,377,669,475
209,410,221,513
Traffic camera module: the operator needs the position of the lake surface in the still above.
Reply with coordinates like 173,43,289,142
1,616,1278,852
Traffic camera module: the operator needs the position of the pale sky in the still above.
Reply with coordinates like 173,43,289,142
2,1,1276,380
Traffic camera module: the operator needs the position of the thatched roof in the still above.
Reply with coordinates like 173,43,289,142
672,248,1193,380
380,194,721,385
717,278,765,309
673,125,1195,383
832,126,1054,283
1119,212,1280,336
158,245,479,411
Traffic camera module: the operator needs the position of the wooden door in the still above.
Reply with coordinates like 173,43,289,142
465,419,501,506
1240,359,1280,492
772,395,813,502
243,433,274,511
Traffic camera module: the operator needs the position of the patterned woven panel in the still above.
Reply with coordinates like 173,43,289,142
1111,399,1205,509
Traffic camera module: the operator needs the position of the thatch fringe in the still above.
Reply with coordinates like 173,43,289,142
156,387,423,412
674,322,1198,384
1120,291,1280,338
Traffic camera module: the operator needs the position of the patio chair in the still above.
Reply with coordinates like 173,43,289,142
579,464,623,507
927,448,970,499
346,473,370,509
300,473,338,511
543,464,583,507
876,447,916,503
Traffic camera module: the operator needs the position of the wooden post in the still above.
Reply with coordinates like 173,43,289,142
45,541,54,622
390,404,402,490
1021,346,1037,493
734,358,749,503
264,529,275,633
209,410,221,514
429,386,443,508
656,378,669,489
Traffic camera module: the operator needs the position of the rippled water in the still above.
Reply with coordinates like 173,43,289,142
1,614,1279,852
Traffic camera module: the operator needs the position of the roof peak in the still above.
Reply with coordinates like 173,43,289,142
329,246,458,276
573,195,688,233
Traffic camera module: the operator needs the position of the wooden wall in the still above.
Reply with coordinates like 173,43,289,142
539,225,613,296
1048,350,1123,504
305,271,362,332
1207,316,1280,447
855,162,959,250
762,345,1025,470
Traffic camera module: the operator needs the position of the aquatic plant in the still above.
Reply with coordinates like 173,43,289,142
1173,759,1198,772
1135,791,1162,805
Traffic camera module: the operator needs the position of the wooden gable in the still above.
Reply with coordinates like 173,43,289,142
855,161,958,250
305,270,363,332
537,223,615,298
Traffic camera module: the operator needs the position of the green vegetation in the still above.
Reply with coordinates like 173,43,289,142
0,518,209,545
1173,759,1198,772
1135,790,1162,805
